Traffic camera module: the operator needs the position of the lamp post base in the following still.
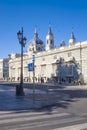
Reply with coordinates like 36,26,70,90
16,84,24,96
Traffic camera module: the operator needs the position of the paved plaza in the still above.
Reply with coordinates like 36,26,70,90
0,83,87,111
0,84,87,129
0,84,63,110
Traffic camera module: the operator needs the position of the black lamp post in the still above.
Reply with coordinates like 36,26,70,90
32,53,35,84
16,27,27,96
32,53,35,102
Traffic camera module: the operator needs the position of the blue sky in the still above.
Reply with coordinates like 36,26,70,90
0,0,87,58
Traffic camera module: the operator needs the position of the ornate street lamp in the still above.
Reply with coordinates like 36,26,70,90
32,53,35,102
16,27,27,96
32,53,35,84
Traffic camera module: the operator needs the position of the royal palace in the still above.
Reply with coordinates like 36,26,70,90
0,26,87,84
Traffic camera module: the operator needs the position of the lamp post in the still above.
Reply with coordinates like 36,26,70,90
32,53,35,102
32,54,35,84
16,27,27,96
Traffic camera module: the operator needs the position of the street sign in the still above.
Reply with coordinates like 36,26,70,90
28,63,33,71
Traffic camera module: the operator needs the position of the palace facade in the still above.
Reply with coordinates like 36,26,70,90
8,26,87,84
0,58,9,80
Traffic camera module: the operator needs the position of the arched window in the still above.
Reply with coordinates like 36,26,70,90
51,40,52,44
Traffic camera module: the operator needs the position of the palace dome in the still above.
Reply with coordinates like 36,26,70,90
28,28,44,52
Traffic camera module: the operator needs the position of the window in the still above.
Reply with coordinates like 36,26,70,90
47,40,48,44
38,47,41,51
42,57,45,61
51,40,52,44
68,52,71,57
53,55,57,59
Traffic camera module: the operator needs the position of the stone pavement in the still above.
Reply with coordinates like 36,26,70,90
0,84,87,111
0,84,62,110
61,84,87,90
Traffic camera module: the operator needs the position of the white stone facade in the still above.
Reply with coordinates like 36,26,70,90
8,28,87,84
0,58,9,80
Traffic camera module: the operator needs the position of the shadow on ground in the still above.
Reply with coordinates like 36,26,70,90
0,84,87,113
